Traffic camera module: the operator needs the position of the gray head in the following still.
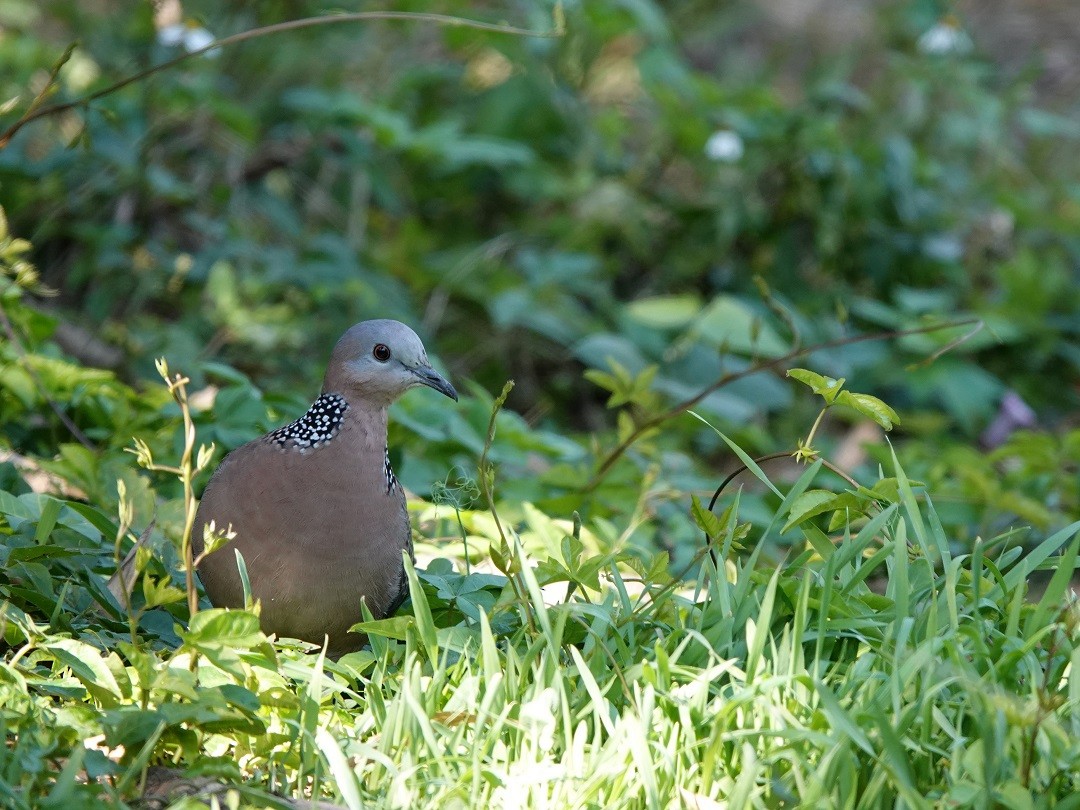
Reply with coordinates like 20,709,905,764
322,319,458,407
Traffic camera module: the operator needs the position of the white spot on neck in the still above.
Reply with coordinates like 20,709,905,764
267,393,349,451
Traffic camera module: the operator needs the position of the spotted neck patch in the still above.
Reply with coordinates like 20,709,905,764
267,393,348,451
384,445,398,494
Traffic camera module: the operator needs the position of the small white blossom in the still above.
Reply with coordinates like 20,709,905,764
918,21,972,55
157,23,219,57
705,129,744,163
157,24,186,47
184,27,216,54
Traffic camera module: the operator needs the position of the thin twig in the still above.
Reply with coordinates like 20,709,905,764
701,451,862,563
906,319,985,370
706,454,860,514
0,302,96,450
706,452,792,513
12,44,76,137
479,381,515,550
583,318,982,492
0,11,563,148
479,381,537,634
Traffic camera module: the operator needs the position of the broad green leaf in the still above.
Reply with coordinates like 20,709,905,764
0,490,38,527
184,609,263,648
783,489,838,533
866,478,901,503
44,640,122,702
103,708,168,749
626,294,702,329
996,783,1035,810
0,364,36,407
787,368,845,403
6,544,77,562
64,502,118,539
835,390,900,430
825,492,871,532
691,296,788,357
690,494,724,538
582,369,618,394
436,625,481,653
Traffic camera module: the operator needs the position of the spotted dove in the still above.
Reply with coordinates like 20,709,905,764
192,320,457,656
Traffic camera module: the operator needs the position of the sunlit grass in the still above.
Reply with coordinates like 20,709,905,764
4,441,1078,807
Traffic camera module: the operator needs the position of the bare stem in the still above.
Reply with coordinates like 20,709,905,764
802,407,829,454
479,381,537,634
154,367,202,621
176,381,200,620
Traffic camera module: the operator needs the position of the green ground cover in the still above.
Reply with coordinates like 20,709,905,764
2,1,1079,806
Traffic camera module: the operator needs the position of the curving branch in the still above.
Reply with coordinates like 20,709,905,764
582,318,983,492
0,11,563,149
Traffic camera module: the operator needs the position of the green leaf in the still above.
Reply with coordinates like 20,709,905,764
802,523,837,559
44,639,123,703
868,711,922,804
997,522,1080,591
691,296,788,357
142,575,186,609
33,497,61,543
64,502,118,539
825,492,871,531
626,294,702,329
688,414,785,500
834,391,900,430
690,494,724,538
787,368,845,404
404,555,439,661
582,369,618,394
866,478,901,503
585,360,658,408
814,680,875,756
6,544,77,563
316,728,365,810
0,490,38,528
745,566,781,683
783,489,840,533
350,615,415,641
103,708,167,750
996,782,1035,810
1028,530,1080,634
184,609,263,649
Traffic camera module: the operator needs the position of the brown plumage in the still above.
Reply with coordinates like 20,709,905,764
192,320,457,657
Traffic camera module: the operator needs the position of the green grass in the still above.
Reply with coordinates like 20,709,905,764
3,445,1079,808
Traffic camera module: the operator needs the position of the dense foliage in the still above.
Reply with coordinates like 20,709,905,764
1,0,1079,806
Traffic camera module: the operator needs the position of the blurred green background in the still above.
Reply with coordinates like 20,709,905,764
1,0,1078,564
